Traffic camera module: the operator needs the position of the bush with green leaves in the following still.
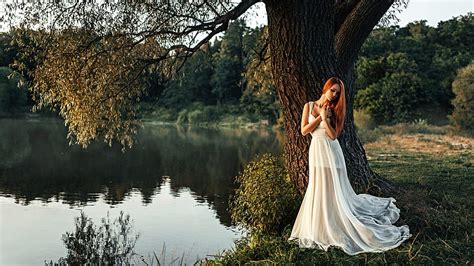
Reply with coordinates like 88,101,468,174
448,61,474,133
187,105,222,124
354,109,376,131
229,153,302,235
353,109,381,144
176,108,189,124
355,71,428,124
52,211,140,265
187,109,205,124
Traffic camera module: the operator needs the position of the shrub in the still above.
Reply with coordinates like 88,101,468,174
52,211,140,265
354,109,382,144
229,153,302,235
187,105,222,124
448,61,474,134
151,107,178,122
176,109,188,124
138,103,177,122
202,105,220,120
377,122,450,135
409,118,431,133
355,72,428,124
354,109,376,130
355,128,383,144
187,109,205,124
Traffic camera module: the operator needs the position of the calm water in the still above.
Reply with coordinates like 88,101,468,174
0,118,284,265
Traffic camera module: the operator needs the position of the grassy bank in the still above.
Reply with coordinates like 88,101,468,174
201,130,473,264
138,102,281,129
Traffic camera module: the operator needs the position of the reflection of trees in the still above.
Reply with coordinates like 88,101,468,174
0,119,32,168
145,125,283,225
0,119,283,226
0,119,166,206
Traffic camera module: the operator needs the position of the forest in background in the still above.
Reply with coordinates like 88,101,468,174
0,14,472,131
0,9,472,264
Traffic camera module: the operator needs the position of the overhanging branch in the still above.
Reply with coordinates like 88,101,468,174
334,0,394,73
139,0,260,65
334,0,360,35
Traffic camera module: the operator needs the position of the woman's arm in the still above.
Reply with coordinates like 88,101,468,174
322,116,337,140
301,103,322,136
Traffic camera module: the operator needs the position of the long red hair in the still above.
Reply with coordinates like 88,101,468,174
322,77,346,138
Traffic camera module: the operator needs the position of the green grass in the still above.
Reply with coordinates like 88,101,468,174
201,148,473,265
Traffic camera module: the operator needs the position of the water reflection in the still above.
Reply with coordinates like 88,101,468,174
0,118,284,264
1,178,241,265
0,118,283,227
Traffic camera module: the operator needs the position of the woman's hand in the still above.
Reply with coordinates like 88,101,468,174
301,103,323,136
320,104,328,121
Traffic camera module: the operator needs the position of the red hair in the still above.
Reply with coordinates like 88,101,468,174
322,77,346,138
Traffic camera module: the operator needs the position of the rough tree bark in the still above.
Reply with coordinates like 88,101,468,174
265,0,396,195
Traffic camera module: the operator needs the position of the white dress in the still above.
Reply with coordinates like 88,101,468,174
288,101,412,255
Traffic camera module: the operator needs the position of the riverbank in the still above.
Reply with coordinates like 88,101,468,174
201,130,473,264
138,102,283,130
0,103,282,130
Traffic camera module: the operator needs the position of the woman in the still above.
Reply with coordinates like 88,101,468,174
288,77,412,255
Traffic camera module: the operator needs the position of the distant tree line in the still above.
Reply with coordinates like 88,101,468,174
354,14,473,125
152,19,280,124
1,14,472,129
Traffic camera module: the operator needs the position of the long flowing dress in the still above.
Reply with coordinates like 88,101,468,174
288,101,412,255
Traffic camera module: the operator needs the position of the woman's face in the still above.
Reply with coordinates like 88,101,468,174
325,83,341,102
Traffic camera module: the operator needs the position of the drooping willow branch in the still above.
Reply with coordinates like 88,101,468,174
4,0,260,149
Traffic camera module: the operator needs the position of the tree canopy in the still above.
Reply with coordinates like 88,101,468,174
1,0,407,149
355,14,473,124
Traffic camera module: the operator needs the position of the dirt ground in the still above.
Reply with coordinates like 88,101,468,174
364,133,473,157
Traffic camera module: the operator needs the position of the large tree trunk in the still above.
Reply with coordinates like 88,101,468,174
265,0,395,196
338,72,396,195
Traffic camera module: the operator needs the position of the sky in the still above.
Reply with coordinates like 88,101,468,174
0,0,472,32
245,0,473,28
385,0,472,27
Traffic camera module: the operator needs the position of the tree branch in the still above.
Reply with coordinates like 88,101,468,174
335,0,394,73
334,0,360,35
5,0,261,148
139,0,260,64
